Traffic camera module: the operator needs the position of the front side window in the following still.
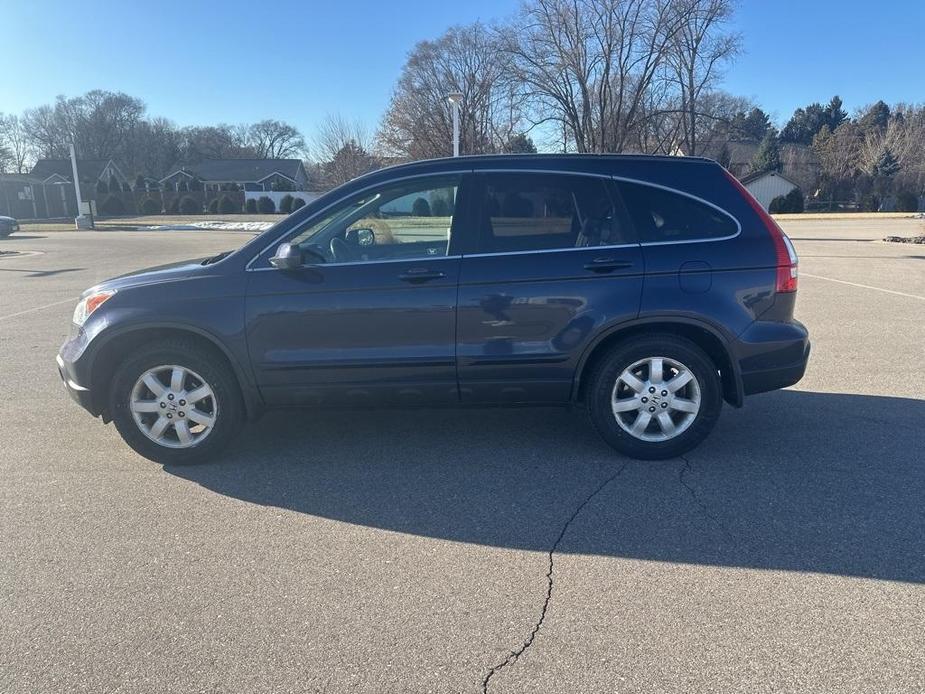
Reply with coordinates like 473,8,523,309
617,181,738,243
476,174,629,254
287,175,460,264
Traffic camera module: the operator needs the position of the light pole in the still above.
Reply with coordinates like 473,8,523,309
446,92,463,157
69,143,93,229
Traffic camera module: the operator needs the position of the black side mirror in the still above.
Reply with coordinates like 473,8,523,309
270,243,303,270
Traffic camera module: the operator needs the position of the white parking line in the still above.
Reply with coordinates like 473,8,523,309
0,298,75,321
801,273,925,302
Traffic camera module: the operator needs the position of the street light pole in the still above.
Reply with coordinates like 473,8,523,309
446,92,463,157
69,143,93,229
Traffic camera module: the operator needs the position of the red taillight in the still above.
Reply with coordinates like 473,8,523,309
723,169,798,293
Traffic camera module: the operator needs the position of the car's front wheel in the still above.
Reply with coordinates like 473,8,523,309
587,335,722,460
109,340,243,464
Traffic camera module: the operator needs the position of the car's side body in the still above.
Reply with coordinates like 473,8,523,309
58,154,809,438
0,216,20,237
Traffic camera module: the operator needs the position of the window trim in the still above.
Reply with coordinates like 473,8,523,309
612,175,742,246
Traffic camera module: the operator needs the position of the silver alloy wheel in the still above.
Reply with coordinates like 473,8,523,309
129,365,218,449
611,356,702,442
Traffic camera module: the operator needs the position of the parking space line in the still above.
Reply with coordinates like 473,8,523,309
0,298,75,321
801,273,925,302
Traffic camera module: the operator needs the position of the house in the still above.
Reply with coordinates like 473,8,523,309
159,159,309,192
30,158,131,194
0,172,78,219
741,171,801,211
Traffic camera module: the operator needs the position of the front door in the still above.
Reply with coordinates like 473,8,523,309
456,172,644,403
246,174,469,407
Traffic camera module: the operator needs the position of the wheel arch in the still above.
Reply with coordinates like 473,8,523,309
572,317,744,407
88,323,262,422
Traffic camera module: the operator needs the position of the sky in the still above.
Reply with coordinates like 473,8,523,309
1,0,923,140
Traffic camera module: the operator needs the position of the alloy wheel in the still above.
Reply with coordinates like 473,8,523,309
129,365,218,449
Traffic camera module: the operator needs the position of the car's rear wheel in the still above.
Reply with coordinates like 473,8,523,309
109,340,243,464
587,335,722,460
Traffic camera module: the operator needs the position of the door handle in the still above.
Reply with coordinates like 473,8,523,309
583,257,633,273
398,268,446,283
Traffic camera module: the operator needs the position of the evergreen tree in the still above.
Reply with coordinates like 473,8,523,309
751,131,781,174
134,174,147,192
873,148,900,178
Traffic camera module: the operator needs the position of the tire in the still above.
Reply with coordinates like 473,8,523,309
586,334,722,460
109,339,244,465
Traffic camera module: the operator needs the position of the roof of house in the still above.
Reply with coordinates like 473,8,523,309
30,159,116,182
740,170,801,188
162,159,304,183
0,173,45,184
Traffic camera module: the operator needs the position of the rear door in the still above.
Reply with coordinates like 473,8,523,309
456,172,644,403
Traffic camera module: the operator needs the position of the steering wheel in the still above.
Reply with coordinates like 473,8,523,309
330,236,359,263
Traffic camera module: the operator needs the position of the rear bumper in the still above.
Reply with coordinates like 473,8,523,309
736,320,810,396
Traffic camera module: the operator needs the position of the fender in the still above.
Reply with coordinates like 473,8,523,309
570,313,745,406
85,320,264,419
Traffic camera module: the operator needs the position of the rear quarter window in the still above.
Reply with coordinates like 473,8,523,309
617,181,738,243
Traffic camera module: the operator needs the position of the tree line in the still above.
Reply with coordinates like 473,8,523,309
1,0,923,208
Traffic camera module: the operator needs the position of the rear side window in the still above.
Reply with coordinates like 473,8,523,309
617,181,738,243
476,174,631,254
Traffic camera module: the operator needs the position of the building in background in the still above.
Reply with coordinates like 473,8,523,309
159,159,309,192
741,171,801,211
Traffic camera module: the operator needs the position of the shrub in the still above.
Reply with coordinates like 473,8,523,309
412,197,431,217
208,197,219,213
218,195,239,214
99,194,126,216
768,195,786,214
279,194,294,214
134,174,147,192
291,197,306,211
140,196,161,215
188,176,203,192
784,188,804,213
257,196,276,214
245,198,258,214
896,190,919,212
178,195,201,214
167,196,180,213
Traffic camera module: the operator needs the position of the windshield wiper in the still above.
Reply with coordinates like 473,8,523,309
202,251,233,265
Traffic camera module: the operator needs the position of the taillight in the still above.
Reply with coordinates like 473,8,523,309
723,169,798,293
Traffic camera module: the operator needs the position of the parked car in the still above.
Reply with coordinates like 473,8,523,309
57,154,809,464
0,215,19,237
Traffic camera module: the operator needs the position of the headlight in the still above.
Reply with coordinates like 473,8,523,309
73,290,116,326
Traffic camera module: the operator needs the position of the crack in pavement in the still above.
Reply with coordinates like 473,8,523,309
481,461,629,693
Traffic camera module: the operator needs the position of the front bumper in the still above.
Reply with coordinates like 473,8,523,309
736,320,811,396
55,348,100,417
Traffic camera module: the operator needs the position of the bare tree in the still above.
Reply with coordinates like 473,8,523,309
0,114,34,173
378,22,525,160
666,0,740,155
313,114,377,187
179,125,257,163
245,119,306,159
502,0,684,153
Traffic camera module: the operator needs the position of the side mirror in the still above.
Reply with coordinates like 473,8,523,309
270,243,303,270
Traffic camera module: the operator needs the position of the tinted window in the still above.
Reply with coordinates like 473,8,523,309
287,176,460,263
617,181,737,243
476,174,630,254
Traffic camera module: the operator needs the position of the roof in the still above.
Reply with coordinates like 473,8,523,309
740,170,801,188
162,159,304,183
30,159,118,182
0,173,45,184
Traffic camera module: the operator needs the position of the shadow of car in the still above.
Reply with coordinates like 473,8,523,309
166,389,925,585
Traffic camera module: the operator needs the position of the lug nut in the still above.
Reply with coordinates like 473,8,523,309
166,413,173,419
167,394,174,401
649,386,656,393
179,399,186,406
641,396,648,403
160,402,166,409
649,406,656,413
661,402,668,408
178,411,185,417
661,390,668,396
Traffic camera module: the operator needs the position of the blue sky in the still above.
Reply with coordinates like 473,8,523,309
2,0,923,139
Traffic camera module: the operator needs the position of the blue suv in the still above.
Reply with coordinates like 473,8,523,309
57,155,809,463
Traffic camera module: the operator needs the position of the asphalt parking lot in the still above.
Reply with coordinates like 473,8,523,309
1,218,923,693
